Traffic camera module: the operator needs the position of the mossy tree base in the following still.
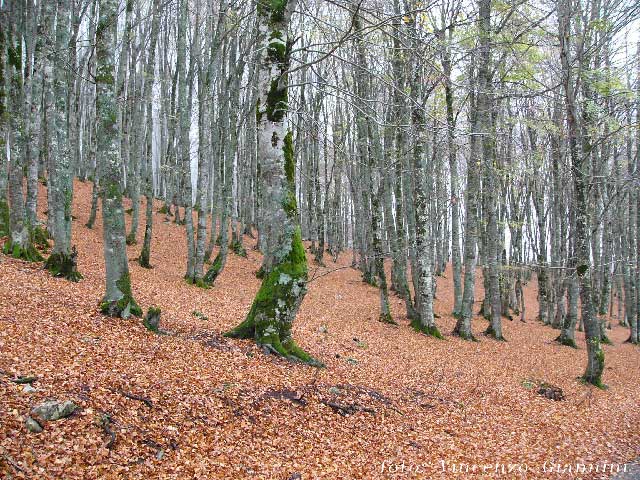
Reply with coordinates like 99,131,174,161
225,321,323,367
45,250,82,282
100,273,142,319
100,297,143,319
224,229,322,368
579,375,607,390
185,276,209,289
410,319,443,339
2,240,44,262
379,312,398,325
230,240,247,257
203,253,224,286
125,233,137,246
138,248,152,269
452,325,477,342
555,334,577,348
143,307,161,333
580,342,605,389
484,324,506,341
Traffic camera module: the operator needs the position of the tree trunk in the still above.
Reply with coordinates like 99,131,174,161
97,0,141,319
225,0,319,366
558,0,604,386
3,4,42,262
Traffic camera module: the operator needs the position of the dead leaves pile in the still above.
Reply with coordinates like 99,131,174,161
0,180,639,479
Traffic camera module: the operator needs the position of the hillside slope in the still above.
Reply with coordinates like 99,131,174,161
1,180,639,479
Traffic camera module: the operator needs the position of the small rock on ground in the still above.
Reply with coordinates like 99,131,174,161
31,400,77,421
22,384,36,394
25,416,43,433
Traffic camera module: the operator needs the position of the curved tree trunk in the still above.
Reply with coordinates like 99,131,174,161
225,0,319,366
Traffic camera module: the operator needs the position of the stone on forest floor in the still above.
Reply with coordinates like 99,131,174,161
143,307,162,333
610,460,640,480
22,384,36,394
25,416,43,433
31,400,77,421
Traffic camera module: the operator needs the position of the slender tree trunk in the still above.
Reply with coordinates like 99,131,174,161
558,0,604,386
139,0,161,269
44,0,81,281
3,3,42,261
97,0,141,318
439,27,463,317
454,61,481,340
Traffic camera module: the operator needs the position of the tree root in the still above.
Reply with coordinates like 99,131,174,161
379,312,398,325
3,240,44,262
410,319,443,339
44,247,82,282
321,400,375,416
98,413,116,449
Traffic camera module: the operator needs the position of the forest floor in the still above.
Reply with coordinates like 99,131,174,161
1,180,639,480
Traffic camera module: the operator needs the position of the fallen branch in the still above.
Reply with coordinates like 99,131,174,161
262,388,308,406
10,375,38,384
98,413,116,449
335,383,405,415
111,388,153,408
321,400,375,416
1,447,28,475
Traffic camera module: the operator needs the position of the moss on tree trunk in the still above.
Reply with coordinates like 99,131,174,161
224,1,320,366
45,247,82,282
2,239,43,262
225,227,320,365
100,272,142,318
